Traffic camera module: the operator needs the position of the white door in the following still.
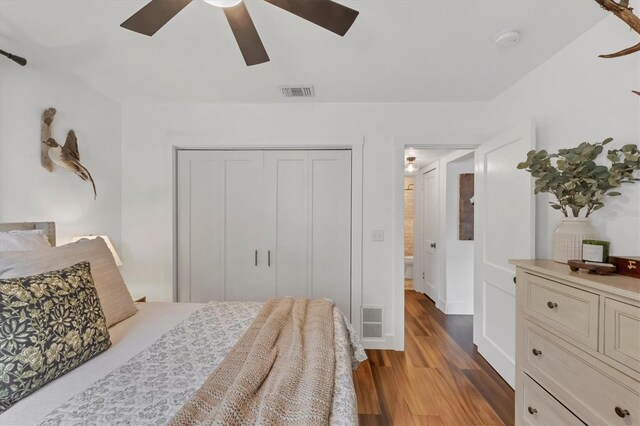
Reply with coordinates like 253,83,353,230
264,151,308,299
177,149,351,316
307,150,352,317
176,150,268,303
223,151,272,302
474,122,535,387
421,167,438,302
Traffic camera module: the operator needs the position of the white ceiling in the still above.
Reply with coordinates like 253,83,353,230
0,0,607,103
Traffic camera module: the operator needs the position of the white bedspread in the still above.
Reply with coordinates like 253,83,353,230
0,301,365,426
0,302,203,426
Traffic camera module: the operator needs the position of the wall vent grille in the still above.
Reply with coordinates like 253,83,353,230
361,306,384,339
280,85,315,98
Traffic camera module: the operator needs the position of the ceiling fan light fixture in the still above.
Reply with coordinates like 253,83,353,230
204,0,242,8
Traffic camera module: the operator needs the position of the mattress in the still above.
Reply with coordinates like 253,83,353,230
1,302,203,425
1,300,364,426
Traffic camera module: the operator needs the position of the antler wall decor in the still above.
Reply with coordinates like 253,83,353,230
595,0,640,95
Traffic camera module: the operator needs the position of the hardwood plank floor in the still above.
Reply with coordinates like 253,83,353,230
354,290,514,425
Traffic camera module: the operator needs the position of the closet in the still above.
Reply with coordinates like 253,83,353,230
176,149,352,317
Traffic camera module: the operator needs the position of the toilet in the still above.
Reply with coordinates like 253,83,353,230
404,256,414,279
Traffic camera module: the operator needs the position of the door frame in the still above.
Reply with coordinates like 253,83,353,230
392,140,478,350
172,138,364,339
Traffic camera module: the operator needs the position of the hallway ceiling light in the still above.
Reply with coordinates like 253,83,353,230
405,156,417,173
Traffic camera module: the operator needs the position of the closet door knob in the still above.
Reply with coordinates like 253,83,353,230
615,407,630,418
547,301,558,309
527,406,537,415
255,250,258,266
532,348,542,356
268,250,271,267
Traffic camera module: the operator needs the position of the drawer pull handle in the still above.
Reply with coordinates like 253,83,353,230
615,407,630,418
532,348,542,356
528,406,537,415
547,301,558,309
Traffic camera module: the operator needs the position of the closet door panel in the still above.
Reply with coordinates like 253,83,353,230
264,152,308,298
223,152,271,302
177,152,224,303
308,151,352,317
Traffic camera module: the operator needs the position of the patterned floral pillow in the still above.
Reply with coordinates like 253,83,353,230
0,261,111,411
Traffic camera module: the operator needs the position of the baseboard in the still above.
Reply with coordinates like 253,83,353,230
444,301,474,315
361,334,395,350
436,297,447,313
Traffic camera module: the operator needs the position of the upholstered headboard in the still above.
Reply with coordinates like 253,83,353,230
0,222,56,246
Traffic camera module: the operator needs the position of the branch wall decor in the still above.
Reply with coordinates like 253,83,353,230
595,0,640,95
41,108,56,171
40,107,97,199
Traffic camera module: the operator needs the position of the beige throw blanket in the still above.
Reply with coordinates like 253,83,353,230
170,298,336,426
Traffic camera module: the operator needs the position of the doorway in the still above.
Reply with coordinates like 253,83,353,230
403,148,475,311
394,122,535,388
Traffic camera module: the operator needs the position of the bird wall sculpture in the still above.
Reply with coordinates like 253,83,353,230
41,108,97,199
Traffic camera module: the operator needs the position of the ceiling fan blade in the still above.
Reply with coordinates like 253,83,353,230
224,3,270,66
121,0,192,36
263,0,359,36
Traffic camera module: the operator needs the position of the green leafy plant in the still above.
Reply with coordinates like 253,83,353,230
517,138,640,217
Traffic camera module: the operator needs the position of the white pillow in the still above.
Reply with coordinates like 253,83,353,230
0,238,138,327
0,230,51,252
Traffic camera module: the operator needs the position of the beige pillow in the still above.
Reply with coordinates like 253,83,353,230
0,238,138,327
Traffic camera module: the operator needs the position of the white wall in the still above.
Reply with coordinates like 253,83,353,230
0,62,122,247
120,102,487,347
486,14,640,258
444,153,474,314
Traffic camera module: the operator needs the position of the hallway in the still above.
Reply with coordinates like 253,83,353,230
354,290,515,425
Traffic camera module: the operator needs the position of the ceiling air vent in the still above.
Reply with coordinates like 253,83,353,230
280,85,315,98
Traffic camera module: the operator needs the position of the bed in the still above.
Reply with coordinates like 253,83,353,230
0,222,366,425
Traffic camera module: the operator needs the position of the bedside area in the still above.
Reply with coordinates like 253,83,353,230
511,259,640,426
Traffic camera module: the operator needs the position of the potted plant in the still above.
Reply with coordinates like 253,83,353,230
517,138,640,263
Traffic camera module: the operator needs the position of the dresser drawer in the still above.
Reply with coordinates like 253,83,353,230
521,373,584,425
524,272,599,349
524,325,640,426
605,298,640,373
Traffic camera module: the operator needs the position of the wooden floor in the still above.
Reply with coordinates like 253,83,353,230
354,290,514,425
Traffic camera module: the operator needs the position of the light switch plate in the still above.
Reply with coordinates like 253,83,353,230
372,230,384,242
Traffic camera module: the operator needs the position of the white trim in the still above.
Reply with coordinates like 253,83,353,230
170,137,364,340
444,301,474,315
360,334,396,350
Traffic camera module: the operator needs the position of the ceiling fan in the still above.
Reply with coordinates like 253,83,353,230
120,0,359,66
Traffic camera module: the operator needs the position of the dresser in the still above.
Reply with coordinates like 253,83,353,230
512,260,640,426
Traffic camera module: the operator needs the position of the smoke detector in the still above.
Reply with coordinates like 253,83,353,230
494,31,521,49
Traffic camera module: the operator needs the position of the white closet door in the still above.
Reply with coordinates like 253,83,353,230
177,151,224,302
264,151,308,299
223,151,271,302
177,150,266,303
308,151,352,317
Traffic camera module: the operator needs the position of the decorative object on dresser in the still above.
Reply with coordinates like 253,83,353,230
594,0,640,95
517,139,640,263
567,259,617,275
512,259,640,426
41,107,97,199
610,256,640,279
70,235,123,266
582,239,611,263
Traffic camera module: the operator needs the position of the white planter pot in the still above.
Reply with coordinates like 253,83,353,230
552,218,598,264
